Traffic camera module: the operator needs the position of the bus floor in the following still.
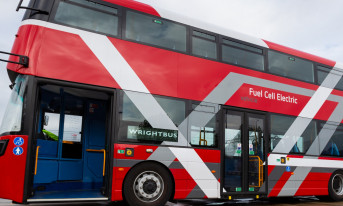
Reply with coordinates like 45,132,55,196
30,182,104,200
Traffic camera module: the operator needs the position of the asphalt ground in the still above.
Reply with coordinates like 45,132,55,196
0,197,342,206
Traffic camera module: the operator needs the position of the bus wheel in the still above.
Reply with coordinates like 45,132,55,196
329,171,343,201
123,162,173,206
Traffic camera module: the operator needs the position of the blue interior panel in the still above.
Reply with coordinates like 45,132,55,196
86,152,104,179
58,160,83,181
88,119,106,147
34,160,58,184
37,139,58,157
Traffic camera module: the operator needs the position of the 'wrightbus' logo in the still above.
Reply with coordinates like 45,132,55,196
127,126,178,142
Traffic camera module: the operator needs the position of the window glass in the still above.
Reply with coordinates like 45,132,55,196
223,39,262,54
268,51,314,83
190,115,217,147
193,31,216,41
321,124,343,157
270,114,317,154
125,11,187,52
54,1,118,36
69,0,117,14
317,66,343,90
222,45,264,71
189,103,218,148
119,91,185,143
192,37,217,59
0,75,28,134
42,113,60,141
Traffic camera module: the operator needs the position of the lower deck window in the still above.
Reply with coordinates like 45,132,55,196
270,114,317,154
118,91,185,143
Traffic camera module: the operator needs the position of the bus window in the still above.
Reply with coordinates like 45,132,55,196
222,39,264,71
270,114,317,154
321,124,343,157
54,0,119,36
192,30,217,59
317,66,343,90
42,113,60,141
125,11,187,52
0,75,28,134
118,91,185,143
268,50,314,83
189,103,218,148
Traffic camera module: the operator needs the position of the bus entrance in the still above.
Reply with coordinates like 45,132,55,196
30,85,111,201
223,109,267,194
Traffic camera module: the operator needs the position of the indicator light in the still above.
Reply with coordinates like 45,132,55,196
146,149,153,153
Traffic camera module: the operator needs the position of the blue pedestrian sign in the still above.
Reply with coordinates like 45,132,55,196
13,147,23,156
14,137,24,146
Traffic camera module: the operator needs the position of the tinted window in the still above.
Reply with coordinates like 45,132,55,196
223,39,263,53
119,91,186,143
268,51,314,83
192,31,217,59
321,124,343,157
270,114,317,154
317,66,343,90
189,103,218,148
54,0,118,36
222,45,264,71
125,11,187,52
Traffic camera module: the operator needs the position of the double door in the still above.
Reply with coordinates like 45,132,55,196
223,109,267,194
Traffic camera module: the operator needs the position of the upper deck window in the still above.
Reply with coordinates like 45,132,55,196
54,0,119,36
125,11,187,52
222,39,264,71
268,50,314,83
192,31,217,60
317,66,343,90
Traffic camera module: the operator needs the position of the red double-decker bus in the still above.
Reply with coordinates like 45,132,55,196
1,0,343,205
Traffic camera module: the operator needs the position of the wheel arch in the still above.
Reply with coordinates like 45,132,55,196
122,160,176,201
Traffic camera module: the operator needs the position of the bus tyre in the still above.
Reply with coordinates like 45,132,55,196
123,163,173,206
328,171,343,201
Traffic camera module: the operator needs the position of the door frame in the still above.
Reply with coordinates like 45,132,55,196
25,77,116,202
220,106,269,196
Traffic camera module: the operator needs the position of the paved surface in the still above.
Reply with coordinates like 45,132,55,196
1,197,343,206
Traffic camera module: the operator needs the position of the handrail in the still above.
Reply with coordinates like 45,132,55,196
34,146,40,175
0,51,29,68
249,155,263,187
86,149,106,176
199,128,208,146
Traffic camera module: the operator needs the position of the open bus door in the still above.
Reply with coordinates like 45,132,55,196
0,75,30,203
222,109,268,196
27,84,112,202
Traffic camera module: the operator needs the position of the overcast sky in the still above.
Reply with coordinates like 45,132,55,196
0,0,343,125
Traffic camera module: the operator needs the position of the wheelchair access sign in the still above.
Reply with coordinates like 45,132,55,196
13,137,24,146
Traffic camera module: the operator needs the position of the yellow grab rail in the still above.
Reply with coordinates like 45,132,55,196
249,155,263,187
199,129,208,146
34,146,40,175
86,149,106,176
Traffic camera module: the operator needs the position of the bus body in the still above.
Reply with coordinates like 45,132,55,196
1,0,343,205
